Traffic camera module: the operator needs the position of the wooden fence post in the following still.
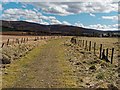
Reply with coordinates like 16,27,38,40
16,39,17,44
75,38,77,44
12,39,14,45
85,40,87,50
76,39,78,45
22,38,24,43
17,39,19,44
99,44,102,59
106,48,108,60
71,37,74,44
111,48,114,64
7,39,9,45
24,38,26,43
102,49,105,59
79,40,82,47
83,40,84,47
27,38,28,42
94,42,96,54
89,41,91,51
21,38,23,43
1,43,4,48
15,39,17,44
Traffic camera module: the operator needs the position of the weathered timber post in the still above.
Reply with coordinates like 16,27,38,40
1,43,4,48
85,40,87,50
81,40,83,47
21,38,23,43
79,40,82,47
102,49,105,59
16,39,18,44
76,39,78,45
94,42,96,54
83,40,84,47
23,38,24,43
71,37,74,44
22,38,24,43
12,39,14,45
111,48,114,64
26,38,28,42
106,48,108,60
75,38,77,44
99,44,102,59
89,41,91,51
43,37,45,40
7,39,9,45
15,39,17,44
17,39,19,44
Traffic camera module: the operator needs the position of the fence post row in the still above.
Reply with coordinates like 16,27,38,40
70,37,115,64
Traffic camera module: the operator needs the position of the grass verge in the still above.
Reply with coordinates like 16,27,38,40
2,41,46,88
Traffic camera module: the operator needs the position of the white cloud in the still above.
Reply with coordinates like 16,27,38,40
2,5,118,31
89,24,118,31
39,16,48,20
48,16,56,20
2,8,64,25
89,13,95,17
0,3,2,10
62,21,71,25
3,8,76,25
23,2,118,16
74,22,84,27
40,21,49,25
3,8,41,23
50,19,62,24
102,15,118,21
2,0,119,2
22,4,27,8
74,22,118,31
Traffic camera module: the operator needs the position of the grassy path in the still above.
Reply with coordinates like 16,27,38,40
2,38,77,88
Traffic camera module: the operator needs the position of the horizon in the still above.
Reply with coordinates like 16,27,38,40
2,20,120,32
1,1,119,31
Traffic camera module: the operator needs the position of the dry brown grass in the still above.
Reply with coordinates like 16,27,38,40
76,37,119,65
64,37,119,88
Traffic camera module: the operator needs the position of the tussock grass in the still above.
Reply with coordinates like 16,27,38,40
2,40,46,88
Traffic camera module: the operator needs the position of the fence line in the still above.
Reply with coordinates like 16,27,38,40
70,37,115,64
1,36,63,48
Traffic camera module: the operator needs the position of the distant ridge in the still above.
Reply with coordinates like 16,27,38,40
1,20,120,36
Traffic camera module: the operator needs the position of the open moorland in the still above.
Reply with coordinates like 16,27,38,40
1,35,119,89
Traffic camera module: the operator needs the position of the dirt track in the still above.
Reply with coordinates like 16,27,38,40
2,37,77,88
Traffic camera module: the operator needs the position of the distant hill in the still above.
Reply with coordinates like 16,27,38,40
1,20,120,36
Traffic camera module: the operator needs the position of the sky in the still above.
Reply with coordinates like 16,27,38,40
0,0,119,31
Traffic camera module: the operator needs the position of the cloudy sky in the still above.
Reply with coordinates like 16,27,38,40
0,0,119,31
